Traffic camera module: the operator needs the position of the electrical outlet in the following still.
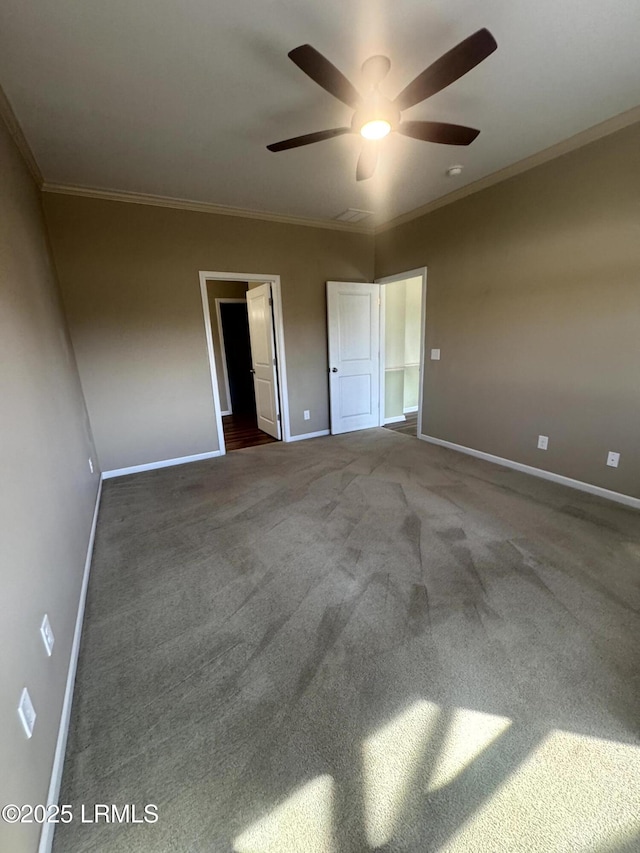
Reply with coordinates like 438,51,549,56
537,435,549,450
40,614,55,657
88,457,94,474
303,410,310,421
607,451,620,468
18,688,36,738
430,349,441,360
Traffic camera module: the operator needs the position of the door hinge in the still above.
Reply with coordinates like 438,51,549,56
269,297,273,306
273,358,276,366
277,413,281,421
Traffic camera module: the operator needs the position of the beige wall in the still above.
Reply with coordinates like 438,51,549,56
206,280,248,413
43,196,374,471
37,121,639,497
376,121,640,498
0,119,99,852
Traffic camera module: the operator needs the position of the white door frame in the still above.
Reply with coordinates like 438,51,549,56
199,271,291,455
214,297,247,416
375,267,428,431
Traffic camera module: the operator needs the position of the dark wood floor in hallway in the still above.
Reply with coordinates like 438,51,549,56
222,413,277,451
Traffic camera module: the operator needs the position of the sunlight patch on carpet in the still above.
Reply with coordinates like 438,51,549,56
233,774,335,853
439,729,640,852
427,706,512,792
362,700,512,847
362,700,440,847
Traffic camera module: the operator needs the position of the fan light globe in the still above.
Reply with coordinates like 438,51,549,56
360,119,391,140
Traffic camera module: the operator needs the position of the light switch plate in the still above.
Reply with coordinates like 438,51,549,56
430,349,441,360
606,451,620,468
40,614,55,656
18,688,36,738
303,410,310,420
537,435,549,450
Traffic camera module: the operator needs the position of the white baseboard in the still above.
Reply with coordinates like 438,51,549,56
102,450,222,479
384,415,406,425
288,429,331,442
403,406,419,414
418,433,640,510
221,409,231,416
39,479,102,853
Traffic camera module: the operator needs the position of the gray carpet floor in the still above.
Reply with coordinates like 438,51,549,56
383,413,419,438
54,428,640,853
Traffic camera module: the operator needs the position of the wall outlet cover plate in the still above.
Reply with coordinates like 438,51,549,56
18,687,36,738
40,613,55,656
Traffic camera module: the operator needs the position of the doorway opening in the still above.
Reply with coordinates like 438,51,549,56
326,268,426,437
378,270,427,439
199,272,290,455
215,292,277,451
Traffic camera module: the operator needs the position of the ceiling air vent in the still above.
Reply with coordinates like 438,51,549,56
333,208,374,223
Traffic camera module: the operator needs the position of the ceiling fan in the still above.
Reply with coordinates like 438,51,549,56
267,29,497,181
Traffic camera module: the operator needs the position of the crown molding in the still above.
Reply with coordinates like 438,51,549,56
40,182,375,235
0,82,43,187
30,103,640,236
375,104,640,234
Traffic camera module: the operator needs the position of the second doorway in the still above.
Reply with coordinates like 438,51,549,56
208,280,279,451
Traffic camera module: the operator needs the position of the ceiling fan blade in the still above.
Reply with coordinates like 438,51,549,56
394,29,497,110
267,127,352,152
289,44,361,109
356,142,378,181
397,121,480,145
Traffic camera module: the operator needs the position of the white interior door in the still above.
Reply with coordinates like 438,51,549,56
327,281,380,435
247,283,281,439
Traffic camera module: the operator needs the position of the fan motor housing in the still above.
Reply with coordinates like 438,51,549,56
351,93,401,135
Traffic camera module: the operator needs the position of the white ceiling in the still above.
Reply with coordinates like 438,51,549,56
1,0,639,225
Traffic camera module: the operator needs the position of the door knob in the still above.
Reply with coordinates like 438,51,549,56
249,368,255,374
331,367,338,373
